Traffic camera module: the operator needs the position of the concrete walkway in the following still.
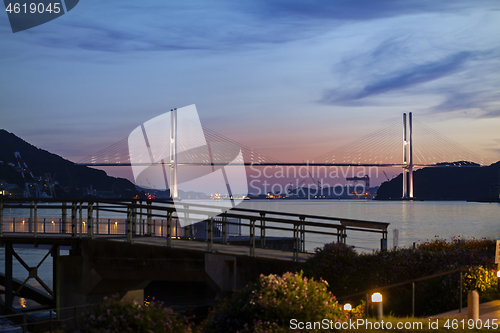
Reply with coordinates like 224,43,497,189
130,236,313,262
429,300,500,320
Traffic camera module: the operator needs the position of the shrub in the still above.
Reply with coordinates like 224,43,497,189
68,295,195,333
463,265,499,302
204,271,352,332
302,238,496,316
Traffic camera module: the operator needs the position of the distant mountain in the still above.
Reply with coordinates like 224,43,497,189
375,161,500,200
0,129,139,198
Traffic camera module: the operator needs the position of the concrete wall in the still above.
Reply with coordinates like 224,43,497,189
59,239,300,317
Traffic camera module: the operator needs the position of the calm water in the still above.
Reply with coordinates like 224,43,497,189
238,200,500,251
2,200,499,251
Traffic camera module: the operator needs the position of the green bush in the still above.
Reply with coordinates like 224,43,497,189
204,271,352,332
68,295,195,333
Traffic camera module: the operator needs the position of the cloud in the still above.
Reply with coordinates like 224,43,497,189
7,0,494,54
322,51,476,104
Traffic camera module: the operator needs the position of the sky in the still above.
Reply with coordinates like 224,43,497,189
1,0,500,189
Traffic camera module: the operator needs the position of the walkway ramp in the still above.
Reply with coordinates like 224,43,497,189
429,300,500,320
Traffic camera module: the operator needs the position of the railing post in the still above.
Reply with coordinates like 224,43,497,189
183,204,190,228
23,312,27,333
412,282,415,317
459,271,463,313
108,219,111,235
34,200,38,237
29,200,33,233
250,219,256,257
71,201,77,238
61,202,67,234
365,293,369,318
260,212,266,248
0,198,3,237
132,200,137,236
207,217,214,252
79,202,83,238
299,216,305,252
96,202,99,235
138,200,142,235
43,218,46,233
293,222,299,262
222,213,228,244
126,205,133,243
147,201,152,236
166,211,172,248
87,201,93,238
381,228,388,251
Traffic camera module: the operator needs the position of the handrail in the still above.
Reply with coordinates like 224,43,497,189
0,198,390,258
0,197,389,229
337,267,468,317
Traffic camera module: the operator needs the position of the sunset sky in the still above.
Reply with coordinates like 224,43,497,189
1,1,500,187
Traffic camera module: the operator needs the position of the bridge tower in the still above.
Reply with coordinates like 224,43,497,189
402,112,414,199
170,108,178,199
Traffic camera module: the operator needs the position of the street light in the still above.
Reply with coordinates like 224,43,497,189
371,292,383,319
344,303,352,311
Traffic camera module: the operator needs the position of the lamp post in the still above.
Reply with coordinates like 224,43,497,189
371,292,383,319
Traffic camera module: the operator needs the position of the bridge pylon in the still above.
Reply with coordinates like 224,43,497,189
170,108,178,199
402,112,414,199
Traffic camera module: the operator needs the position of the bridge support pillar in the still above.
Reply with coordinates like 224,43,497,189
0,199,3,237
4,243,13,309
402,112,414,199
52,245,60,319
205,253,236,293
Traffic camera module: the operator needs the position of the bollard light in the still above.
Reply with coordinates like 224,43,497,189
497,270,500,292
371,292,383,319
371,292,382,303
344,303,352,311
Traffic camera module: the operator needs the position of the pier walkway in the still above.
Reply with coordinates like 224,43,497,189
0,198,389,319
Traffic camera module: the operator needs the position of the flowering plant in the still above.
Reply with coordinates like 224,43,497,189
204,271,350,332
68,295,194,333
463,265,498,293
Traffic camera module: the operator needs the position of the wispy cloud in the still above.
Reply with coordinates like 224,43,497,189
10,0,499,54
322,51,476,104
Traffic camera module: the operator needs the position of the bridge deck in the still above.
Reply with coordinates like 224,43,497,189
0,234,312,262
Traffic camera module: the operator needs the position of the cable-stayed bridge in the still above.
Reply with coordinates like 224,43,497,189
77,111,483,200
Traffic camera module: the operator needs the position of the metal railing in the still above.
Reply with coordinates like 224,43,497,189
0,198,390,261
337,267,468,317
0,302,97,333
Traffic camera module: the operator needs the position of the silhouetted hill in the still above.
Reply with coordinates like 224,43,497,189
376,161,500,200
0,129,139,198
